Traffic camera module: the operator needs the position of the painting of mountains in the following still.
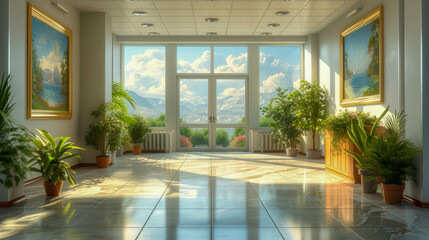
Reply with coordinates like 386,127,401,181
28,3,72,119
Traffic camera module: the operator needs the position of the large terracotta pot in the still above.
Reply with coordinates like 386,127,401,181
43,181,63,196
306,149,322,159
96,155,111,168
133,145,142,155
382,183,405,204
358,169,377,193
286,148,299,157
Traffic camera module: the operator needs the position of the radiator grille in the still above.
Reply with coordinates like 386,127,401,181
143,130,174,153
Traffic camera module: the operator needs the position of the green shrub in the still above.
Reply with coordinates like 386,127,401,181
128,114,152,144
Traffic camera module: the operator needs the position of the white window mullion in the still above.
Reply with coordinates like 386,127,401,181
165,45,177,151
248,45,260,130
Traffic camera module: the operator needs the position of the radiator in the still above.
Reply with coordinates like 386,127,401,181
250,129,285,152
142,130,174,153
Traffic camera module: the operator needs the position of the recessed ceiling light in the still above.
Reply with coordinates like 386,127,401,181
148,32,160,36
205,18,219,23
206,32,218,36
268,23,280,27
346,8,362,18
275,11,289,16
141,23,153,28
261,32,272,36
132,11,148,16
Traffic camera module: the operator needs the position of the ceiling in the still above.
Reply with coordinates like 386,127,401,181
68,0,360,37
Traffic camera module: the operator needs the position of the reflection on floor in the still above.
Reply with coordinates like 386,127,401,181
1,152,429,240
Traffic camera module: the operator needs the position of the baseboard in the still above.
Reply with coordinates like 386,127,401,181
124,150,167,154
73,163,113,167
0,195,26,207
403,195,429,208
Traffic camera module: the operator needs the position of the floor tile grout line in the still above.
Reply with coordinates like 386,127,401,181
52,156,164,239
134,154,189,240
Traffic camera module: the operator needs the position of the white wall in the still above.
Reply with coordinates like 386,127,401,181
7,0,82,180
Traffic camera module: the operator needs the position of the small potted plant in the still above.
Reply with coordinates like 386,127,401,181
128,114,151,155
85,120,112,168
366,111,420,204
345,107,388,193
261,87,303,157
108,120,123,164
290,80,328,159
29,129,84,196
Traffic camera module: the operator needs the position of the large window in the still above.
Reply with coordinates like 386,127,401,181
177,46,210,73
123,46,166,127
259,46,302,127
214,46,248,73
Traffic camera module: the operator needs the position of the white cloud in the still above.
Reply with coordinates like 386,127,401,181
39,41,63,72
219,86,245,98
177,50,210,73
180,83,194,96
260,72,285,93
215,53,247,73
271,58,280,67
259,52,267,64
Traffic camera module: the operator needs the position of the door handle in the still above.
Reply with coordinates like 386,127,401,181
208,116,212,123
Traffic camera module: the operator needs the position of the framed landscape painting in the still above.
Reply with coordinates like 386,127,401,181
27,3,72,119
340,6,383,106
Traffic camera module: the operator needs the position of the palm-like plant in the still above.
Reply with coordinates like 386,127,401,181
29,129,85,185
365,111,420,184
0,73,15,130
112,82,136,124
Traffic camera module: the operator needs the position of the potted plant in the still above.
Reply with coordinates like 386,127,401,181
29,129,84,196
0,73,33,203
85,119,112,168
261,87,303,157
290,80,328,159
128,114,151,155
366,111,420,203
108,120,123,164
345,107,388,193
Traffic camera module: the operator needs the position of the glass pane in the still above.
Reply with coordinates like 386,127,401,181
216,79,245,124
180,128,209,148
180,79,208,124
177,46,211,73
123,46,165,127
259,46,302,127
214,46,248,73
216,128,246,148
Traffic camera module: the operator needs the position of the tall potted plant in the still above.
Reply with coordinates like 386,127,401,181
128,114,151,155
261,87,303,157
290,80,328,159
85,119,112,168
29,129,84,196
108,120,123,164
366,111,420,203
345,107,388,193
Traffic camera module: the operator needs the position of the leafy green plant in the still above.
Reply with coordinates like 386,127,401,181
290,80,328,150
345,107,389,170
29,129,84,185
0,127,33,188
128,114,151,145
261,87,303,149
323,110,376,153
112,81,136,124
85,120,111,156
0,73,15,131
108,120,123,152
365,111,419,184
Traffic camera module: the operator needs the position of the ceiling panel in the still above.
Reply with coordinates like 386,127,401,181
68,0,357,36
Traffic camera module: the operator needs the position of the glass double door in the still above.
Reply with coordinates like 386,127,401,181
178,77,247,151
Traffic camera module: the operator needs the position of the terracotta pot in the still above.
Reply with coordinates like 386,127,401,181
43,181,63,196
382,183,405,204
306,149,322,159
96,155,111,168
358,169,377,193
133,145,142,155
286,148,299,157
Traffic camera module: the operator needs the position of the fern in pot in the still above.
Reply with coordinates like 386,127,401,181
128,114,151,155
29,129,84,196
261,87,303,157
365,111,420,204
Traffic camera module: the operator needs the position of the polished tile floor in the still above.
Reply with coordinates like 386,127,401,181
1,152,429,240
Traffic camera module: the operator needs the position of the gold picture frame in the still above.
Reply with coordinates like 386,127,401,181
27,3,72,119
340,6,383,106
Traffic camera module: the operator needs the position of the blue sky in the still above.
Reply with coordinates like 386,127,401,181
32,17,68,76
344,22,373,73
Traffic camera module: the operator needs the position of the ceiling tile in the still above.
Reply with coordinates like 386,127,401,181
268,1,307,10
158,10,193,17
292,16,327,23
167,28,197,35
287,22,319,28
112,17,130,23
162,17,195,23
138,28,169,35
257,22,286,28
226,28,255,35
115,2,155,10
260,17,294,23
120,10,159,17
164,22,195,28
196,28,227,36
253,27,284,35
193,2,232,9
128,17,163,23
297,9,335,17
304,1,346,9
132,23,165,28
154,1,192,9
194,9,231,17
229,17,262,23
264,10,299,17
232,1,270,9
228,22,259,28
196,23,228,28
194,17,228,23
230,9,266,17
